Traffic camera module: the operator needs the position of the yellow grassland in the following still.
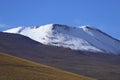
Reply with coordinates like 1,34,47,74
0,52,96,80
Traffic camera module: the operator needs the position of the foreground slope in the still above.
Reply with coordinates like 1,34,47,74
4,24,120,54
0,32,120,80
0,52,95,80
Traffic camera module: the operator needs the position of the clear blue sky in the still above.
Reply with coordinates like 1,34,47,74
0,0,120,39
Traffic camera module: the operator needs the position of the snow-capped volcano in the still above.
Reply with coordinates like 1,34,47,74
3,24,120,54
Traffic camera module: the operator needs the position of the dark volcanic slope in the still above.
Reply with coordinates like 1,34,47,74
0,32,120,80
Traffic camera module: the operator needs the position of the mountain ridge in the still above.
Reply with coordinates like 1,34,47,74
3,24,120,54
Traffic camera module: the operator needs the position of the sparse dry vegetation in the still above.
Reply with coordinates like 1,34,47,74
0,52,95,80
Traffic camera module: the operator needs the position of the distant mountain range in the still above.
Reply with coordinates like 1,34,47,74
4,24,120,54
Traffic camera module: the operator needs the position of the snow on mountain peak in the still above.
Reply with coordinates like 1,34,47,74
80,25,99,31
3,24,120,54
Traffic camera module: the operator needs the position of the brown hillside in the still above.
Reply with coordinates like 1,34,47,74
0,52,95,80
